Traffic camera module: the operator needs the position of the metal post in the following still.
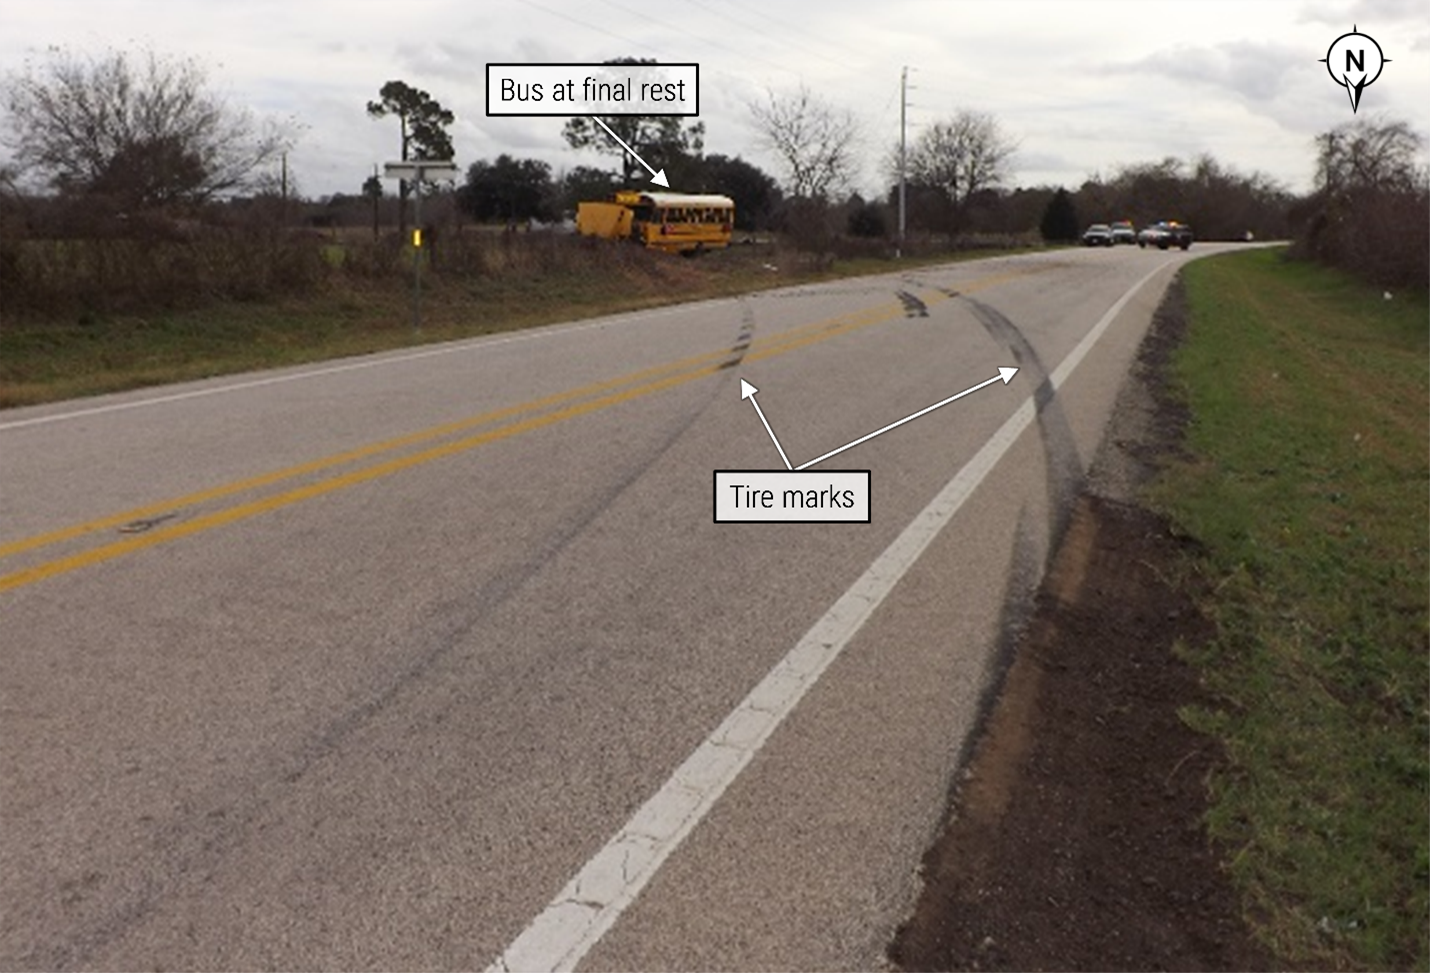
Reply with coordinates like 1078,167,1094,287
413,174,422,333
898,67,907,258
382,160,456,336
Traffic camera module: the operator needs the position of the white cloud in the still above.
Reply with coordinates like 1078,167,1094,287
2,0,1427,197
1300,0,1428,25
1115,41,1304,103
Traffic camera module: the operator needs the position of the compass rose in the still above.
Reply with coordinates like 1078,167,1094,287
1320,26,1389,113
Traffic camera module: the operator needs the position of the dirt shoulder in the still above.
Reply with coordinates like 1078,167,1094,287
887,280,1274,971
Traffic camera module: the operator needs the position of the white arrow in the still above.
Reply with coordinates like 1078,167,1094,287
590,116,670,187
739,368,1018,472
740,379,792,470
795,367,1018,469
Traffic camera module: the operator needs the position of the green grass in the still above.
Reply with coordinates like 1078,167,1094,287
0,242,1022,409
1153,248,1428,970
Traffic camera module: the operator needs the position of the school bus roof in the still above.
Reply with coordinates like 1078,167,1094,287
619,191,734,207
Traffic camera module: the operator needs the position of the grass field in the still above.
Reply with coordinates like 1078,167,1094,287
1159,248,1428,970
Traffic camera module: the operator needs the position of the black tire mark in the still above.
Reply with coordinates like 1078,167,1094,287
959,295,1085,567
718,297,757,369
895,290,929,318
25,307,761,970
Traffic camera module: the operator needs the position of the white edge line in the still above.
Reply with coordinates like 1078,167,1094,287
0,299,727,433
485,259,1175,973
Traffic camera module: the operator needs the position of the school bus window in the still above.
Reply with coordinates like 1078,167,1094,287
575,191,736,254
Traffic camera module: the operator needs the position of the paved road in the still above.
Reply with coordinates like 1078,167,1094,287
0,244,1217,970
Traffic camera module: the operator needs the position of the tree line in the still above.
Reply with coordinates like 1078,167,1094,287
2,44,1424,295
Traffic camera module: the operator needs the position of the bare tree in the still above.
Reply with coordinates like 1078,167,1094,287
1315,115,1424,193
902,110,1016,226
1299,115,1428,288
749,84,859,201
1,46,296,208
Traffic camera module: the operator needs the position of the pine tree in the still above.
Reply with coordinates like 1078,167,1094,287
1040,187,1080,242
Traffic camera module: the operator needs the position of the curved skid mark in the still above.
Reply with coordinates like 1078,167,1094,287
959,295,1086,555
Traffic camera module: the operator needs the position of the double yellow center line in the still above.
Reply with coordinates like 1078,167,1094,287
0,269,1028,594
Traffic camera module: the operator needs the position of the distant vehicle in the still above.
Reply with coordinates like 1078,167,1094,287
1110,220,1136,244
576,190,735,254
1082,223,1114,247
1137,220,1194,250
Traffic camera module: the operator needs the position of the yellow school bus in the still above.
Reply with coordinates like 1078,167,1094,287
577,190,735,254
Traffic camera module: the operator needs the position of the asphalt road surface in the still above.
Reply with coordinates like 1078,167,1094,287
1,244,1224,971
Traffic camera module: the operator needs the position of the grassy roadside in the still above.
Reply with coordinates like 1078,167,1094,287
1154,248,1428,969
0,243,1017,409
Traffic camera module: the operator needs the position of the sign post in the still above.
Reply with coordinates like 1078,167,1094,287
383,160,459,332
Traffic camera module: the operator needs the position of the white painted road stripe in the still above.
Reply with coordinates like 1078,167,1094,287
0,301,723,432
485,260,1175,972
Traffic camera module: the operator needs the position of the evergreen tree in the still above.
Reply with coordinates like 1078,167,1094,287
1040,187,1080,242
458,155,554,223
561,58,704,186
694,155,781,231
366,80,455,233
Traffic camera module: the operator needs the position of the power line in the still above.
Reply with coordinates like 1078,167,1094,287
720,0,868,65
593,0,800,79
503,0,914,195
508,0,774,120
513,0,802,107
533,0,893,111
512,0,666,59
683,0,854,72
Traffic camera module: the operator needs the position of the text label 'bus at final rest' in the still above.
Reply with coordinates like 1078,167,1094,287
486,63,700,117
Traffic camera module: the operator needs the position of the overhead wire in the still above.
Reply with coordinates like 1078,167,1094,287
682,0,856,73
512,0,666,59
720,0,869,66
506,0,909,194
528,0,897,110
511,0,798,109
593,0,802,80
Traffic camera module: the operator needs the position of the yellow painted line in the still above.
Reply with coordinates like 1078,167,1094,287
0,366,718,594
0,302,906,593
0,300,889,563
0,264,1044,592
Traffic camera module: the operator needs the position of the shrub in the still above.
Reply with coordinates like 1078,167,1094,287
1291,185,1429,291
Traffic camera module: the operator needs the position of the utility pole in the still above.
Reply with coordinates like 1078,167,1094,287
898,67,908,258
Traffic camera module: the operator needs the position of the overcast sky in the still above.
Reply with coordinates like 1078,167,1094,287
3,0,1427,200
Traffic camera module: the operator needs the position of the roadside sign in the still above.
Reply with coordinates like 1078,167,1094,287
383,161,459,181
379,160,456,333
